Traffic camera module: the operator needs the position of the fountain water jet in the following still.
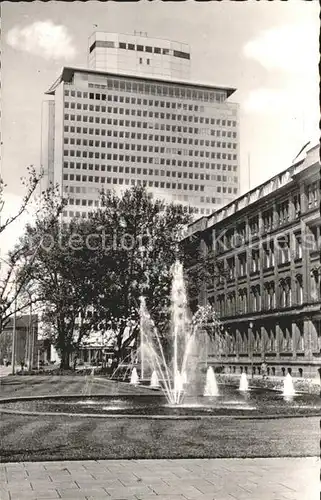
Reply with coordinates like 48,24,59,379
150,370,160,388
82,367,96,396
283,373,295,397
139,261,215,405
130,367,139,385
204,367,219,396
239,372,249,392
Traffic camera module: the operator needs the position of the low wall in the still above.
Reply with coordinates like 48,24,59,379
217,373,320,395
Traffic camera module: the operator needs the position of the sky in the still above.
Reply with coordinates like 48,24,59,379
0,0,319,256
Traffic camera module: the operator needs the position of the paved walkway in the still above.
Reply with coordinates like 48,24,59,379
0,457,318,500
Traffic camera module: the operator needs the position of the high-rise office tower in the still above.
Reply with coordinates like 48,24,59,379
41,34,239,220
88,32,191,80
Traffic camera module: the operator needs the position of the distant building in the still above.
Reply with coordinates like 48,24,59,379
88,31,191,81
41,67,239,218
0,314,38,369
78,330,116,366
183,144,321,378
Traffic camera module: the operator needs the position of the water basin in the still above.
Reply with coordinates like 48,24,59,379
1,386,319,418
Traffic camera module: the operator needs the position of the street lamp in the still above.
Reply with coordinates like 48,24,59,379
249,321,254,379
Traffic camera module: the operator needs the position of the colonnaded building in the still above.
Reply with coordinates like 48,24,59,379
183,144,320,379
41,32,240,219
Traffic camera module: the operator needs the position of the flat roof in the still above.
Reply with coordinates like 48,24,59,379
45,66,237,97
184,143,319,237
88,31,191,48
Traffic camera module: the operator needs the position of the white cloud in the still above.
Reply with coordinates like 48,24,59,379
6,20,76,61
243,22,318,75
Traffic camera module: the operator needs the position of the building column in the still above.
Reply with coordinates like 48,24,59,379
272,201,278,228
235,327,240,361
261,325,266,360
88,349,91,364
289,193,295,220
248,325,253,372
300,219,309,304
310,319,318,354
299,182,307,213
258,208,263,236
292,321,297,360
303,318,312,362
275,322,281,361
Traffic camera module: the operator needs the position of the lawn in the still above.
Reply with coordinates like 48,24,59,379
0,374,159,398
0,375,319,462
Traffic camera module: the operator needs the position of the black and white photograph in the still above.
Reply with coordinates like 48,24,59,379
0,1,320,499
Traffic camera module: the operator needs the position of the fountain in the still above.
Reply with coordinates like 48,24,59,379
82,367,96,396
239,372,249,392
130,367,139,385
150,370,160,388
139,261,215,405
283,373,295,397
204,366,219,396
2,262,321,424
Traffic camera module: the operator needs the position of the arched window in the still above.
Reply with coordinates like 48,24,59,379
270,282,276,309
240,329,248,353
238,290,243,313
310,269,319,302
218,294,226,318
243,289,248,313
266,325,276,352
285,277,292,307
253,327,261,351
279,279,286,307
295,275,303,305
251,286,260,312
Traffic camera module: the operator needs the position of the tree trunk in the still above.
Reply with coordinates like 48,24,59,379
72,353,78,371
56,313,73,370
60,350,71,370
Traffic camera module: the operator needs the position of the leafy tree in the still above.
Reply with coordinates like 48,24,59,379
21,218,104,369
21,186,190,369
0,168,64,335
89,186,191,366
